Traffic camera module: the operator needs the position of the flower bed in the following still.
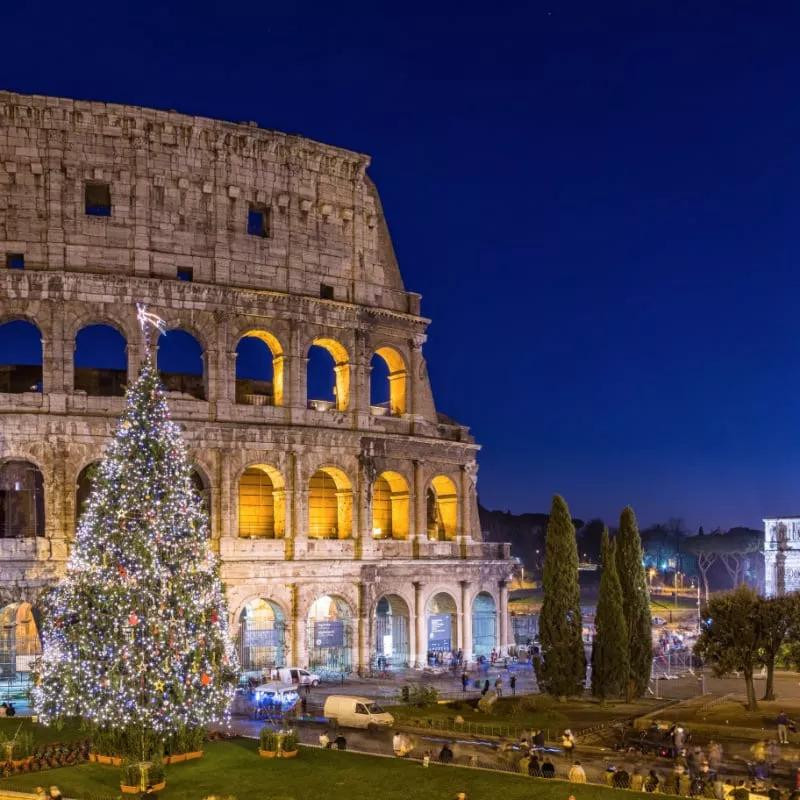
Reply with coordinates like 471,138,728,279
2,739,91,777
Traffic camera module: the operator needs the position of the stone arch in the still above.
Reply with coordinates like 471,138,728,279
0,460,45,538
307,593,354,672
238,463,286,538
426,474,458,541
371,471,410,539
189,464,211,517
235,329,285,407
373,593,411,668
74,323,128,397
0,600,42,680
308,465,352,539
75,460,103,527
157,328,206,400
236,597,287,672
307,337,350,412
472,591,497,658
0,320,43,393
370,346,407,417
65,310,137,350
425,590,459,663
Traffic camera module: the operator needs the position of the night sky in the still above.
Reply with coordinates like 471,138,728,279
2,0,800,531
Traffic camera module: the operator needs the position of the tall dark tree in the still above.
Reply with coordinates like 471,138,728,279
591,528,628,700
694,584,763,711
537,495,586,697
757,594,800,701
615,506,652,701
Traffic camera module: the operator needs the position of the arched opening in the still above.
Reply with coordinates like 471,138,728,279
307,338,349,412
190,467,211,518
426,592,458,666
472,592,497,658
372,471,410,539
307,594,353,672
75,461,102,527
157,329,205,400
74,324,127,397
0,321,42,393
371,347,407,417
238,464,285,538
0,602,41,684
374,595,410,669
0,461,44,538
237,599,286,674
308,467,352,539
427,475,458,541
235,330,284,407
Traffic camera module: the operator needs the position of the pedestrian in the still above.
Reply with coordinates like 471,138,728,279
568,761,586,783
768,783,782,800
779,711,790,745
423,749,431,768
494,676,503,697
142,785,159,800
732,779,750,800
455,793,466,800
645,770,660,793
541,758,555,778
510,673,517,696
48,788,63,800
34,788,47,800
561,729,575,759
439,743,454,764
533,728,545,749
481,679,490,696
518,751,531,775
630,769,644,792
613,768,630,790
461,670,468,692
300,694,308,715
709,741,723,772
529,755,542,778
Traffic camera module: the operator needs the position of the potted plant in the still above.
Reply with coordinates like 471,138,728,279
184,727,205,760
258,727,278,757
281,731,299,758
120,761,140,794
148,761,166,791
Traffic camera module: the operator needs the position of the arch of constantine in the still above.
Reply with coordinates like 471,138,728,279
0,91,512,682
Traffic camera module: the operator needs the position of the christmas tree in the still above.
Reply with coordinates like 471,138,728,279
33,307,238,744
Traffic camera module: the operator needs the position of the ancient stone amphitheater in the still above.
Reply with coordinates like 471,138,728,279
0,91,511,683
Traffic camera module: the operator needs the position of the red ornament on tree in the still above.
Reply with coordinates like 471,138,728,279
128,612,140,626
200,672,211,686
210,611,219,624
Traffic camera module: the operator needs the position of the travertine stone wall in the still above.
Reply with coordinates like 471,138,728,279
0,92,513,665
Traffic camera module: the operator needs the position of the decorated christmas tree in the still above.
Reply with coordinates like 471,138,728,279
33,307,238,748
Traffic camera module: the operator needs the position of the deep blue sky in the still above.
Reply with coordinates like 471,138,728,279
3,0,800,531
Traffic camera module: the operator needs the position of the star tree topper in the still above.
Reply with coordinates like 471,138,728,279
136,303,167,347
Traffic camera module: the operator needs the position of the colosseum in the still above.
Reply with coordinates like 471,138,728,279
0,90,512,688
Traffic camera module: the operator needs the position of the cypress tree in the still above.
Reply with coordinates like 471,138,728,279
591,528,628,700
615,506,652,701
537,495,586,697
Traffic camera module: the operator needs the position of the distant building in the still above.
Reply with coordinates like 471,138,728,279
763,517,800,596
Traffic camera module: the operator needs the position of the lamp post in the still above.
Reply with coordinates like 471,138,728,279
674,571,681,609
648,567,656,588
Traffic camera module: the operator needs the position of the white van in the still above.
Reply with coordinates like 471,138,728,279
323,695,394,730
269,667,321,686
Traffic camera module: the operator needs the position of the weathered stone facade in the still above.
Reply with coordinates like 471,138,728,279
763,517,800,597
0,91,512,673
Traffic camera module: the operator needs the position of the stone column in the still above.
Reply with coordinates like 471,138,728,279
413,460,425,539
356,582,367,671
409,340,423,417
499,581,509,654
291,584,307,667
413,582,425,668
461,581,473,664
220,451,233,539
459,466,473,542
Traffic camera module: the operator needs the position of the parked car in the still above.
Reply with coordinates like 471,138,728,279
323,695,394,730
269,667,321,686
652,616,668,626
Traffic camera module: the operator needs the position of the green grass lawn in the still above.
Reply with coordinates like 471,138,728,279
0,718,85,746
0,738,674,800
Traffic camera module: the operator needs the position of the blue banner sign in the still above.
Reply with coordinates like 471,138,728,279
428,614,452,651
314,620,344,648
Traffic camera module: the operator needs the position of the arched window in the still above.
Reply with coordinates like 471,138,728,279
157,329,205,400
235,331,284,407
307,338,349,412
76,461,102,527
238,599,286,671
426,475,458,541
374,595,410,668
74,324,127,396
238,465,285,538
0,601,42,683
190,467,211,518
0,321,42,393
370,347,407,417
372,471,410,539
308,467,352,539
425,592,458,664
0,461,44,538
307,594,353,672
472,592,497,658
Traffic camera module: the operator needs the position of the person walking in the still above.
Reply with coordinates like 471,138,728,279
461,670,469,692
561,729,575,759
533,728,545,750
509,673,517,696
778,711,790,745
481,679,490,696
494,676,503,697
568,761,586,783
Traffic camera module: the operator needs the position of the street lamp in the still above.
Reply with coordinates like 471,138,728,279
648,567,656,587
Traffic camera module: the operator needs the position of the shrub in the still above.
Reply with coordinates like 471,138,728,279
281,731,298,752
148,761,165,785
259,727,278,751
396,683,440,707
121,761,140,788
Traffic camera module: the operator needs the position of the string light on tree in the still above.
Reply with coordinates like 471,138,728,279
33,304,239,735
